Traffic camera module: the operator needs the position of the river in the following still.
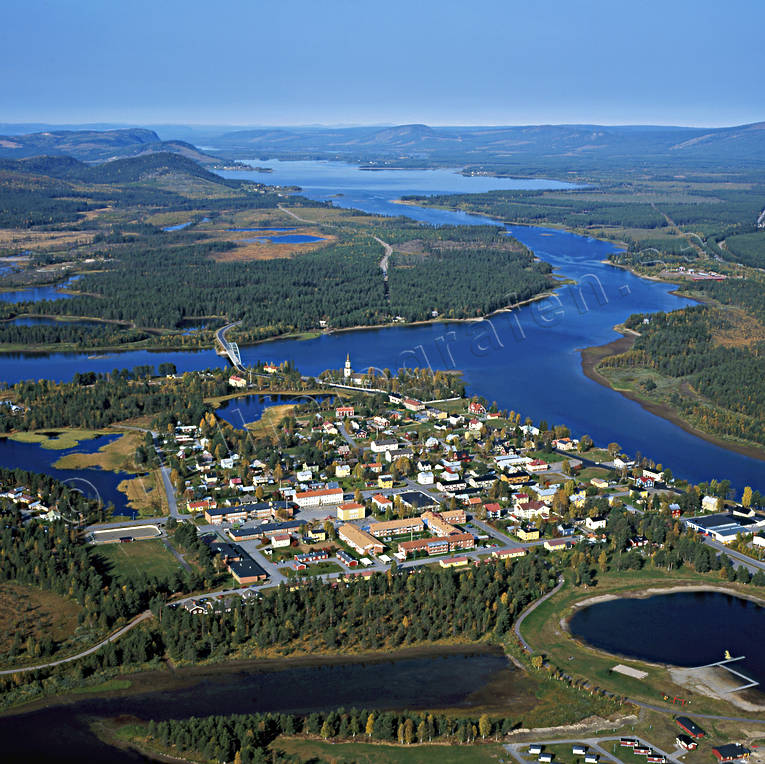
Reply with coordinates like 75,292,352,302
0,649,514,763
0,160,761,492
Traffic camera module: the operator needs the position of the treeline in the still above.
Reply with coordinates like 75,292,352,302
144,708,516,763
159,556,555,662
0,321,152,348
0,364,226,431
404,186,765,236
388,234,552,321
721,231,765,269
599,503,765,586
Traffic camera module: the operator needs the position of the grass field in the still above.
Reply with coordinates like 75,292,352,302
53,429,143,471
94,539,182,583
10,428,103,450
0,582,82,665
273,737,509,763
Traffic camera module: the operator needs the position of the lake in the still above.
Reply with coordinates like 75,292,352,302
0,434,137,518
568,590,765,691
0,161,761,493
0,650,513,763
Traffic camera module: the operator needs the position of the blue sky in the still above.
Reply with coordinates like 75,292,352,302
1,0,763,127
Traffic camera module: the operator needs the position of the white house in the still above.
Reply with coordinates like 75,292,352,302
417,471,434,485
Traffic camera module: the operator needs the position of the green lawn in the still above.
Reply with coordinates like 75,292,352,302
95,539,182,583
286,561,343,578
274,737,509,763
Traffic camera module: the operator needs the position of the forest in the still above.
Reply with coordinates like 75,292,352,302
0,364,225,431
600,307,765,446
159,554,555,662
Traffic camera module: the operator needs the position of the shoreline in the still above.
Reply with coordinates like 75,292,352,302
580,329,765,463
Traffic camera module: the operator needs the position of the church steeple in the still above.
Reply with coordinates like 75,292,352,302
344,353,351,380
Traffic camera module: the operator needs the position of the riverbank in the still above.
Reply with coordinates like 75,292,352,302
580,329,765,463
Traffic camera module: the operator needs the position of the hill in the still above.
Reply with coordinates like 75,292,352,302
0,128,221,164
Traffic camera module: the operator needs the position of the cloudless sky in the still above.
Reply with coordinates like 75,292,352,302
1,0,763,127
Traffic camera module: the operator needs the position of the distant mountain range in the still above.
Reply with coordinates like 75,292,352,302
0,128,220,164
0,122,763,171
209,122,765,165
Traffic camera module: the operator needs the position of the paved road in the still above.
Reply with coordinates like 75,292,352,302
698,535,765,575
0,611,153,675
513,577,564,652
336,421,358,449
159,464,180,518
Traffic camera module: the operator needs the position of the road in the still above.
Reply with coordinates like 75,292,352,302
278,204,315,224
512,577,564,652
159,464,180,518
373,235,392,279
0,611,153,675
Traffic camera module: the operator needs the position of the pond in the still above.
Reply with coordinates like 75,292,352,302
568,590,765,689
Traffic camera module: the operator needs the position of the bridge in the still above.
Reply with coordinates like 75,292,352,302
215,321,245,371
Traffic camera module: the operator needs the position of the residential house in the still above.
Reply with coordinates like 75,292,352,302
493,547,526,560
370,438,399,453
585,515,608,531
517,525,540,542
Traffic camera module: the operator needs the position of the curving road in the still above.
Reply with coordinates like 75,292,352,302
0,611,153,675
513,576,564,652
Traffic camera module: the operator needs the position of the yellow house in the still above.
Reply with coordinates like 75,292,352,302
517,526,540,542
306,528,327,542
335,464,351,478
440,556,469,569
378,474,394,489
570,492,587,509
590,477,608,489
337,501,366,521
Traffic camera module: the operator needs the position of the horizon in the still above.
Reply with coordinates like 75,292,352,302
1,119,763,134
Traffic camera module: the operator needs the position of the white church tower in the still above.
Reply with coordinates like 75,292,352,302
343,353,352,380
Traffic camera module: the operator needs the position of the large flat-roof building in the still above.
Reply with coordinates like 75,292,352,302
339,523,384,556
294,487,344,508
685,513,762,544
368,517,424,537
398,532,475,558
